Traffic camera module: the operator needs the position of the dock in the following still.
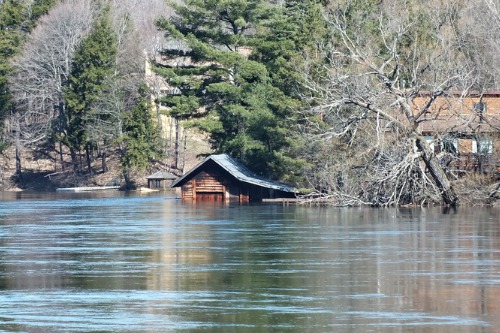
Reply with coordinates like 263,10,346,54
56,186,120,192
262,198,335,206
262,198,301,205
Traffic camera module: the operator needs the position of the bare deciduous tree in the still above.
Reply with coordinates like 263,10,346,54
8,0,95,173
299,1,475,206
460,0,500,89
8,0,172,176
109,0,173,57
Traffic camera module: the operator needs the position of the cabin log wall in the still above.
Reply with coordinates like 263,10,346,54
181,183,194,199
181,169,259,202
194,171,225,193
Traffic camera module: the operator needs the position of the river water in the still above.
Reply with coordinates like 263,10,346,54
0,191,499,332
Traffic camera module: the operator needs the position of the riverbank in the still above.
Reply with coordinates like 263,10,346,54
2,145,499,207
0,147,147,192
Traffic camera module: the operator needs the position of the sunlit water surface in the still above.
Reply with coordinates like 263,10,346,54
0,191,499,332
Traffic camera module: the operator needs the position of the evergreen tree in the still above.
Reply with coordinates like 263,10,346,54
63,9,117,173
252,0,327,95
120,86,162,188
0,0,24,130
29,0,57,25
249,0,328,181
155,0,298,180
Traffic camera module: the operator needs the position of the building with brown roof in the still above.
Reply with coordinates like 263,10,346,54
412,91,500,173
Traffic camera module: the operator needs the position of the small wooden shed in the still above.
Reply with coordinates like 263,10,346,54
146,170,177,189
170,154,296,202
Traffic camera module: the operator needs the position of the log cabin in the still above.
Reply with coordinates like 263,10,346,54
170,154,296,202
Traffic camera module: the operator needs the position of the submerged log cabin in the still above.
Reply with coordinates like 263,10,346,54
171,154,296,202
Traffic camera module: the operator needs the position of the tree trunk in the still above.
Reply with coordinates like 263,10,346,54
13,116,22,180
182,130,187,174
101,149,108,173
174,118,180,170
155,99,162,131
70,147,79,174
15,139,22,181
169,116,174,151
58,99,66,172
79,151,83,172
85,144,92,174
415,136,458,206
59,141,64,172
122,168,132,189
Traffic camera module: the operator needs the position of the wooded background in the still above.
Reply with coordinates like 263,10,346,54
1,0,499,205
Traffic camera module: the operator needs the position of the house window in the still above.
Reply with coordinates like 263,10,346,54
473,102,487,114
472,137,493,154
425,136,435,152
441,137,458,154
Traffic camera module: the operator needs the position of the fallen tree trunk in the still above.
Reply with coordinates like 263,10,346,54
415,136,458,206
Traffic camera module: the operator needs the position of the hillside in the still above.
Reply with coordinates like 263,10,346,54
0,127,211,192
0,146,137,192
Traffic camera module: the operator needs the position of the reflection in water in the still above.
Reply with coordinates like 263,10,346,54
0,192,499,332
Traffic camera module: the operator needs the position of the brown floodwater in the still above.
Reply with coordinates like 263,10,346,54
0,191,499,332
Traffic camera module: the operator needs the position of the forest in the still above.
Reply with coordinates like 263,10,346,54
1,0,499,206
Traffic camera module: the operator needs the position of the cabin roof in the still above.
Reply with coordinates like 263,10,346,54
171,154,295,193
146,170,177,180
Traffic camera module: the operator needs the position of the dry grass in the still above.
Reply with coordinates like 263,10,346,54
454,173,500,206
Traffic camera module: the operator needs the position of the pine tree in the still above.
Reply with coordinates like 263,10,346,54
155,0,303,180
63,9,117,173
0,0,24,129
252,0,327,95
249,0,328,181
29,0,57,25
120,86,162,188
